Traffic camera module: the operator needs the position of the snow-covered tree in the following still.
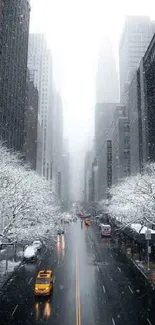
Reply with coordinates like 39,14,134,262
0,144,61,242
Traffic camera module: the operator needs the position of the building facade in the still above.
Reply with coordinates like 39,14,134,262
0,0,30,151
24,71,38,169
52,91,64,200
127,72,140,175
110,105,130,185
95,102,117,199
0,1,4,55
127,33,155,174
119,16,154,101
96,36,119,103
143,33,155,165
107,140,112,195
84,151,93,203
28,34,53,177
61,139,70,211
91,156,99,202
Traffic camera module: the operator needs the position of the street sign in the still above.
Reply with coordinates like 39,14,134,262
145,229,151,240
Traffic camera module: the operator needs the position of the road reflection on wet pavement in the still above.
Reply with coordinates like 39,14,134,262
0,220,155,325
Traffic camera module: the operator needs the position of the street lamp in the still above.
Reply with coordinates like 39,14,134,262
145,225,151,271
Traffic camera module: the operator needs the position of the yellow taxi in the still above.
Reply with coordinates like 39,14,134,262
84,219,91,226
34,270,53,296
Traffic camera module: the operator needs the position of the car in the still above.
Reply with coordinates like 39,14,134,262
85,219,91,226
101,224,111,237
24,245,38,262
34,270,53,296
57,228,64,236
64,219,69,224
32,240,42,250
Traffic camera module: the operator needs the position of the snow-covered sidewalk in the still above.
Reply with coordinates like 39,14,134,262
0,245,24,289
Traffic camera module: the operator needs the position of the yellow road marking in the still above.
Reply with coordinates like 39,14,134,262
76,253,81,325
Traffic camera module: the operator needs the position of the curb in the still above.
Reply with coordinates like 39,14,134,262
0,259,24,293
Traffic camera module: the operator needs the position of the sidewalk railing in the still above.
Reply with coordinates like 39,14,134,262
118,242,155,286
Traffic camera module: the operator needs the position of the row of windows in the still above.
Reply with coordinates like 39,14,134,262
124,170,131,177
124,153,130,158
124,158,131,167
42,93,48,98
41,101,48,105
129,26,150,33
107,148,112,154
107,154,112,160
107,170,112,176
124,138,130,144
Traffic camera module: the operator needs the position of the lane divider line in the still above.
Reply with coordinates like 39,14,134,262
147,318,152,325
112,317,116,325
76,253,81,325
128,285,133,294
11,304,18,317
28,277,33,284
117,266,121,272
102,285,106,294
77,268,81,325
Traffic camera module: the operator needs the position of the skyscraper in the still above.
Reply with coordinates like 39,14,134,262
96,36,119,103
52,91,63,200
28,34,53,177
61,139,70,210
110,105,130,185
24,71,38,170
84,151,93,203
119,16,155,101
0,0,30,151
0,1,4,55
95,102,117,199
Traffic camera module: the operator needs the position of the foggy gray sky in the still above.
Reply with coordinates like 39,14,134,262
30,0,155,200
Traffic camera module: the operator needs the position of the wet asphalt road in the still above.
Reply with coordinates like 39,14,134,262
0,220,155,325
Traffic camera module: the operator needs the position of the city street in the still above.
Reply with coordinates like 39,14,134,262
0,220,154,325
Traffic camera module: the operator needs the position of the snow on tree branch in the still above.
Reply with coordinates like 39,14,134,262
104,164,155,228
0,143,61,242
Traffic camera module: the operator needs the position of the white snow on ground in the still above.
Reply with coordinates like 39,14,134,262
131,223,155,234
